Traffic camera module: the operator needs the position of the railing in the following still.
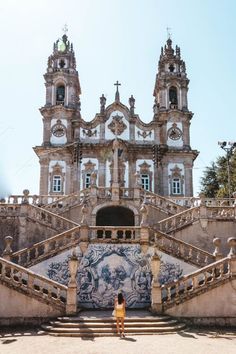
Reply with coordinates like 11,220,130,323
6,194,63,205
0,204,21,215
161,257,231,309
154,230,215,267
27,205,79,231
97,187,112,198
168,197,236,208
119,188,134,198
141,190,185,215
0,257,67,310
158,207,200,233
43,190,89,212
206,207,235,220
12,226,81,267
89,226,141,242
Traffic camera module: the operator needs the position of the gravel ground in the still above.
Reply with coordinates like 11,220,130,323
0,327,236,354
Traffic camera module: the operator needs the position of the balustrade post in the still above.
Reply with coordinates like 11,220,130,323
134,171,141,201
22,189,30,204
66,250,80,315
227,238,236,276
213,237,223,261
199,193,208,230
2,236,13,261
90,172,98,205
150,248,162,314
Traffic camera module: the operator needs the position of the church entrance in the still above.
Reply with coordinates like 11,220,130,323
96,206,134,226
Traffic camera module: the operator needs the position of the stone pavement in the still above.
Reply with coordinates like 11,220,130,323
0,327,235,354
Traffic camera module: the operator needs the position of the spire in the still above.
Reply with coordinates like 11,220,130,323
114,80,121,102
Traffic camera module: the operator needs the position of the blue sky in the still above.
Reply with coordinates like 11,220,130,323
0,0,235,197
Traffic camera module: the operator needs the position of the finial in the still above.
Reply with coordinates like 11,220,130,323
166,26,172,40
100,94,106,113
114,80,121,102
62,24,68,35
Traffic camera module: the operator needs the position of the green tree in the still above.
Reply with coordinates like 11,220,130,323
200,152,236,198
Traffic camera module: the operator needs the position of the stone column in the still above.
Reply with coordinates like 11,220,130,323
66,250,79,315
111,138,120,201
140,203,149,254
150,248,162,313
2,236,13,261
79,203,89,254
133,171,141,200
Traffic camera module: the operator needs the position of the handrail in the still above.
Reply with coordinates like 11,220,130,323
12,225,81,267
161,257,231,309
0,257,67,310
157,206,200,233
153,229,215,267
141,189,185,214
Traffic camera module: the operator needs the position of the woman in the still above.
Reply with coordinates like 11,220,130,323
114,292,126,338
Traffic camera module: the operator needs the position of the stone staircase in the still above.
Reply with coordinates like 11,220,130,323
42,310,186,337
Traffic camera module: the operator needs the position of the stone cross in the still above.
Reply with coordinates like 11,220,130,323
114,80,121,102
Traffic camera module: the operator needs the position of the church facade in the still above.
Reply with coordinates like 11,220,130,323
34,34,198,199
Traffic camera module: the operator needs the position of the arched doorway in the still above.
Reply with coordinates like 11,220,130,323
96,206,134,226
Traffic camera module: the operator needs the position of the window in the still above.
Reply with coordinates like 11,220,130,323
172,178,181,194
85,173,91,188
141,174,150,191
53,175,62,192
169,86,178,105
56,85,65,104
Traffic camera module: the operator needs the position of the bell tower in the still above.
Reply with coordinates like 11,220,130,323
34,32,82,196
153,37,198,196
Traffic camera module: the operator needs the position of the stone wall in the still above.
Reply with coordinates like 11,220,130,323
172,220,236,255
166,279,236,324
0,283,63,325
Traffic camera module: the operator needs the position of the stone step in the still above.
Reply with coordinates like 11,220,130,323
50,319,179,328
42,311,186,337
42,323,186,336
57,316,172,323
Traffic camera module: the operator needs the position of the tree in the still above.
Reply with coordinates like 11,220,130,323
200,152,236,198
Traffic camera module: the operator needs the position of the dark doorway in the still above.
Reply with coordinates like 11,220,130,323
96,206,134,226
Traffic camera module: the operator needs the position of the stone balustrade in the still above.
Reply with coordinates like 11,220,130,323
97,187,112,198
158,207,200,233
0,257,67,310
168,197,236,208
28,205,79,231
43,192,87,212
6,194,62,205
206,206,235,219
119,188,134,198
0,204,21,215
154,231,215,267
12,226,81,267
141,190,185,214
161,256,231,310
89,226,140,242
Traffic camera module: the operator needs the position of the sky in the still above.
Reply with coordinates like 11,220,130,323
0,0,236,198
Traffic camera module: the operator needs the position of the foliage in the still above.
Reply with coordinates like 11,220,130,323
200,152,236,198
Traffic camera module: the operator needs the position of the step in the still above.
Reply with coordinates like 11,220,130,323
42,324,186,336
57,315,171,323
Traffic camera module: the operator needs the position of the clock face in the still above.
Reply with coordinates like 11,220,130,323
51,123,66,137
168,126,182,140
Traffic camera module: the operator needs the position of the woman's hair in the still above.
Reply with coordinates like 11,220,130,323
117,292,124,305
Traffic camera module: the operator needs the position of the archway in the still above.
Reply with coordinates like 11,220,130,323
96,206,134,226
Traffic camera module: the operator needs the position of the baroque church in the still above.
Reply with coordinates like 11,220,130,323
0,33,235,334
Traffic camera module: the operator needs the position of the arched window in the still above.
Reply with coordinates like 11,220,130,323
56,85,65,105
169,86,178,106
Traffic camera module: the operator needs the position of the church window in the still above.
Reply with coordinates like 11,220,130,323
141,174,150,191
56,85,65,105
85,173,91,188
53,175,62,192
169,64,175,72
172,178,181,194
169,86,178,106
59,59,65,68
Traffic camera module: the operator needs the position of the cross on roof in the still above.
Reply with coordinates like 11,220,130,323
62,24,68,35
114,80,121,90
114,80,121,102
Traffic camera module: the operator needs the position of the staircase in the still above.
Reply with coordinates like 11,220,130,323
42,310,186,337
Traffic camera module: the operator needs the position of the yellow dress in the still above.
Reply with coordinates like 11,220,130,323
115,302,125,318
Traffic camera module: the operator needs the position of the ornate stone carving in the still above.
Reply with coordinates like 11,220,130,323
82,128,97,137
137,130,152,139
108,114,127,136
